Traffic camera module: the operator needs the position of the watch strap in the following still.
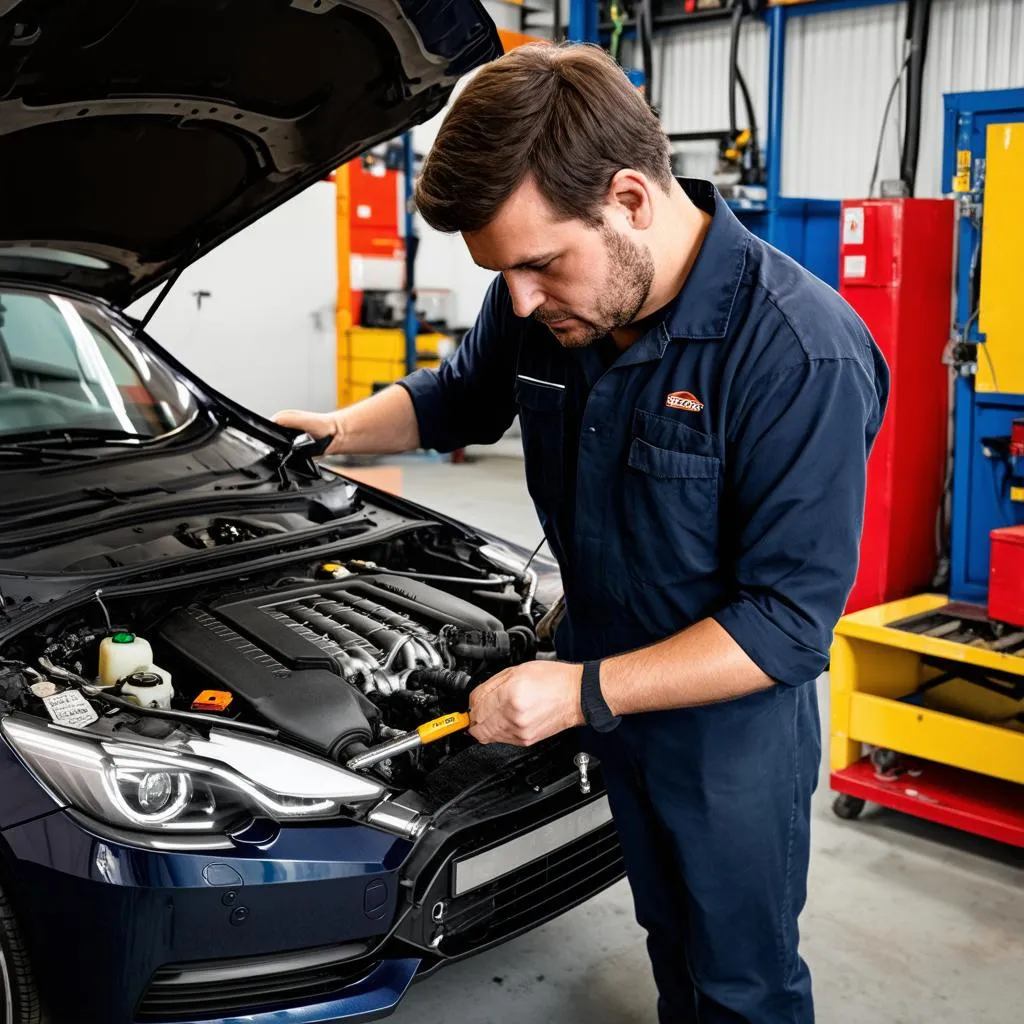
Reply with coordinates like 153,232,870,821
580,660,621,733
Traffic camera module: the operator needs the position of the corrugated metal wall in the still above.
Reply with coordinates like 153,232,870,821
652,0,1024,199
626,19,769,181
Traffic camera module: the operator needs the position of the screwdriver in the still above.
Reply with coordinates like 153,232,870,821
346,711,471,771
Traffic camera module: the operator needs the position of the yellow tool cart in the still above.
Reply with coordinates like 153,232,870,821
829,595,1024,846
829,90,1024,848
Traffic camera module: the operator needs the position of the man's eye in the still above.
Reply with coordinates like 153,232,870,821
530,260,554,272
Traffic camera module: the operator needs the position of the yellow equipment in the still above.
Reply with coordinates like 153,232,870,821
346,711,471,772
829,595,1024,845
337,326,445,408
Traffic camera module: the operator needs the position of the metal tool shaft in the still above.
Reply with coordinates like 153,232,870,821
347,732,421,771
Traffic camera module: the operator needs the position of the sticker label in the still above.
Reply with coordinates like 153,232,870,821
843,206,864,245
665,390,704,413
43,690,99,729
843,254,867,279
953,149,971,192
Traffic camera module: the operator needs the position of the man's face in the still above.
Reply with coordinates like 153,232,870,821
464,177,654,348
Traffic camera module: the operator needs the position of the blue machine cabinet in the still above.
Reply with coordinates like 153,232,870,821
944,89,1024,604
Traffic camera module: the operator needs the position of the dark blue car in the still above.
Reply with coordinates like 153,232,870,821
0,3,623,1021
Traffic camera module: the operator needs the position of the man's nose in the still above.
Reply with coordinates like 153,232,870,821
504,273,544,319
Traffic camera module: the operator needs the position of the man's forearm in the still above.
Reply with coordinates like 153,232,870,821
599,618,774,715
467,617,776,746
330,384,420,454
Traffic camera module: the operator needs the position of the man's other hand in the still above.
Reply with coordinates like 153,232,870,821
469,661,584,746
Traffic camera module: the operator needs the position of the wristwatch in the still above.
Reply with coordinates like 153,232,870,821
580,660,621,733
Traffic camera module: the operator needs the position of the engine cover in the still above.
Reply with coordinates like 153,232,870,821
156,575,502,757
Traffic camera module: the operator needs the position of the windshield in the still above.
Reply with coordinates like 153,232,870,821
0,287,196,441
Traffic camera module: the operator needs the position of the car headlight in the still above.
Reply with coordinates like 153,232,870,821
1,715,385,836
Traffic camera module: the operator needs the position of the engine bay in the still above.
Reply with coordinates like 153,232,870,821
0,527,566,824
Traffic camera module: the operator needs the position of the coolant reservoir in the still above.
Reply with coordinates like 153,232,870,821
120,670,174,710
98,632,154,687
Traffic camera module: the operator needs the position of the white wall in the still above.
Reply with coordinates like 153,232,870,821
483,0,524,31
410,72,499,333
127,181,338,419
650,0,1024,199
624,18,768,182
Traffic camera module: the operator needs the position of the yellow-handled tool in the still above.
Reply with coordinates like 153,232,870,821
416,711,470,743
347,711,471,772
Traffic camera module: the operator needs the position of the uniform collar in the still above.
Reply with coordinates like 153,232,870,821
662,178,749,341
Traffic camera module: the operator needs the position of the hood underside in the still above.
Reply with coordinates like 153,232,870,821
0,0,499,304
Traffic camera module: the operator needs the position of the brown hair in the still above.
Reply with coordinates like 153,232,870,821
414,42,672,234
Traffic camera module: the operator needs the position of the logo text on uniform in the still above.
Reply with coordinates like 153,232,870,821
665,390,704,413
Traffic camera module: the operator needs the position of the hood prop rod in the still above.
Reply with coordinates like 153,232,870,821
133,243,200,337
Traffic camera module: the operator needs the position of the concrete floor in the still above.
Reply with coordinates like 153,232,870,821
364,450,1023,1024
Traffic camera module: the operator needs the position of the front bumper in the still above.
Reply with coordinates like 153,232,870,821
0,743,623,1024
0,809,411,1024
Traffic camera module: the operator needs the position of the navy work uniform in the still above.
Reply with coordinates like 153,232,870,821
400,179,889,1024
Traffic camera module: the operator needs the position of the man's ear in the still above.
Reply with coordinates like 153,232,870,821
605,169,655,231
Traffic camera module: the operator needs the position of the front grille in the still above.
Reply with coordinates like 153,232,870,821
439,819,624,954
136,944,378,1022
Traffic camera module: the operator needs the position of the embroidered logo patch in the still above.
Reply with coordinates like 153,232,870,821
665,390,704,413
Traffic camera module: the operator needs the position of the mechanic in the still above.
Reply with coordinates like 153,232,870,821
275,42,888,1024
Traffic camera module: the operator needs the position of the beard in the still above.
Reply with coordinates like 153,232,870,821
532,225,655,348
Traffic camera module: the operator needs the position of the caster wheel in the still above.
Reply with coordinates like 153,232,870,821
832,794,866,820
870,747,901,775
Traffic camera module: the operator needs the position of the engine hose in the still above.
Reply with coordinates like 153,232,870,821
440,625,537,664
406,667,474,696
735,65,760,179
900,0,932,195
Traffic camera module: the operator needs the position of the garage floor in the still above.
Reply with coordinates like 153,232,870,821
361,450,1023,1024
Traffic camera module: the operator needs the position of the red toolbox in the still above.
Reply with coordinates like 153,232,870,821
988,524,1024,629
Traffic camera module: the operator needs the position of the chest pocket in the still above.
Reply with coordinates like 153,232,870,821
515,377,565,512
623,411,720,587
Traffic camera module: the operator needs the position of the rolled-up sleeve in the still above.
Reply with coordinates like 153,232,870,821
712,353,887,685
397,276,519,453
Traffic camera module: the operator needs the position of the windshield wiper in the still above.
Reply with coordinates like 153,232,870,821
1,427,156,448
0,444,100,464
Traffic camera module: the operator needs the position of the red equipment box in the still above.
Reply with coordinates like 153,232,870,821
988,524,1024,629
839,199,955,613
1011,418,1024,457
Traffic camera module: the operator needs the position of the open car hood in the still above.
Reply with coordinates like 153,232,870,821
0,0,499,306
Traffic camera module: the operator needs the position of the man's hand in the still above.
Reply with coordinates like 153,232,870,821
469,661,584,746
271,387,421,457
272,409,344,454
